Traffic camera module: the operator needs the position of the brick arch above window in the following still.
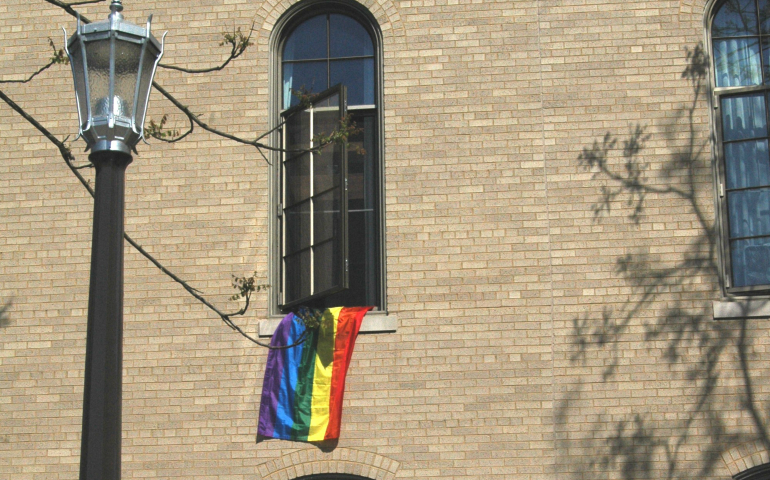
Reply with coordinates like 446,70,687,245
257,447,400,480
255,0,407,50
722,441,770,478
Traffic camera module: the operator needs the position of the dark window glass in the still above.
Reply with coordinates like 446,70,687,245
714,37,761,86
329,14,374,57
731,238,770,286
282,13,376,108
724,139,770,189
330,58,375,105
761,0,770,34
295,474,376,480
721,94,767,141
282,15,327,61
714,0,758,37
285,249,311,301
283,62,329,108
279,10,381,308
713,1,770,291
281,88,348,308
322,113,380,307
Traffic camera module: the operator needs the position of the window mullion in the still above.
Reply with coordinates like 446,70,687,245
281,123,287,304
309,106,315,297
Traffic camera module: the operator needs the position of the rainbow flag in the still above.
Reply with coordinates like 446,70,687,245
257,306,372,442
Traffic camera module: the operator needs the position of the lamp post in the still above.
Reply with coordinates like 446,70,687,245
65,2,164,479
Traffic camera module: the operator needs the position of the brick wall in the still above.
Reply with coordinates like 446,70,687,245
1,0,767,479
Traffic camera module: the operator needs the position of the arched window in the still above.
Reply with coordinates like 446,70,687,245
734,462,770,480
710,0,770,293
272,2,384,310
294,476,375,480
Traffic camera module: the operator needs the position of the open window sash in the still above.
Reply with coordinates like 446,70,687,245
279,85,349,309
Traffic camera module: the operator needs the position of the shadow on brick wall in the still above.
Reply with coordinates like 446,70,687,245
0,300,11,329
558,44,770,479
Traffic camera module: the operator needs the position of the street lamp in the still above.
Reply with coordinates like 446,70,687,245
64,1,164,479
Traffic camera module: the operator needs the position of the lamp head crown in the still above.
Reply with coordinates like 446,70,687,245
64,0,166,156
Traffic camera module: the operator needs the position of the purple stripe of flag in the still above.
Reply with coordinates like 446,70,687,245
257,313,293,437
273,315,306,439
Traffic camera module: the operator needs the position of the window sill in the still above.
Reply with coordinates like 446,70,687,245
713,297,770,319
258,312,397,337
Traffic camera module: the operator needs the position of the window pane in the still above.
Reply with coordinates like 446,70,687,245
323,113,379,308
313,103,340,140
731,238,770,286
314,239,341,294
314,189,341,244
313,92,340,109
721,94,767,141
763,37,770,83
281,85,349,307
762,0,770,34
714,38,761,86
725,139,770,189
330,58,375,105
283,61,329,108
285,200,311,255
314,143,342,194
713,0,758,37
283,14,327,61
330,14,374,58
285,110,310,153
285,250,311,302
313,104,342,194
728,188,770,238
285,153,310,206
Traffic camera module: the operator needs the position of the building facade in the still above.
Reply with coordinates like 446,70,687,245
2,0,770,479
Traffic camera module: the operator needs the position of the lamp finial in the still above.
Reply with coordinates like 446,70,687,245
109,0,124,21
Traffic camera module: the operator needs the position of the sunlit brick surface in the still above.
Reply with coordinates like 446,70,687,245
1,1,766,479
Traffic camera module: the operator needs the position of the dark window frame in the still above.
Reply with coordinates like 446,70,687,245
294,475,373,480
709,0,770,295
269,0,386,314
734,462,770,480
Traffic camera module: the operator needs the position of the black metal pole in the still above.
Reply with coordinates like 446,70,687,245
79,150,132,480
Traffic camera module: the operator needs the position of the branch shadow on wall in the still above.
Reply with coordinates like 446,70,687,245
0,300,11,329
559,43,769,479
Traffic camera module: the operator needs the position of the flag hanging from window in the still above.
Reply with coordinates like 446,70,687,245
257,306,372,442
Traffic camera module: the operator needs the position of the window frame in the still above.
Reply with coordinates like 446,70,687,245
707,0,770,295
293,476,374,480
268,0,387,314
734,462,770,480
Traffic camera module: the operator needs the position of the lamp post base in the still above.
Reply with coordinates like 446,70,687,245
79,150,132,480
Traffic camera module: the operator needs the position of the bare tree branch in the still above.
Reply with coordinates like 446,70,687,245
43,0,94,22
158,23,255,74
65,0,105,6
0,2,359,348
0,39,68,85
0,86,298,349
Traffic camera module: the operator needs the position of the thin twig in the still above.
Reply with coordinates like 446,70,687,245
0,60,57,85
158,22,255,74
65,0,105,5
151,81,347,160
43,0,93,22
1,39,68,85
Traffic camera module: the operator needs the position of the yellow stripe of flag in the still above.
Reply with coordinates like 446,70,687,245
307,307,341,441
